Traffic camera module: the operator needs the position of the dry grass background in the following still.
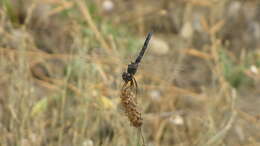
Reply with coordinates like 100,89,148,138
0,0,260,146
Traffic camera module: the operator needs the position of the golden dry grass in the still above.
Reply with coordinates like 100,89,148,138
0,0,260,146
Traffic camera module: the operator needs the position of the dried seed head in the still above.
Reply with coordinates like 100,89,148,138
120,83,143,128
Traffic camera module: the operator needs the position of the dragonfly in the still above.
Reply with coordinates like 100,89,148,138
122,32,153,97
120,32,152,146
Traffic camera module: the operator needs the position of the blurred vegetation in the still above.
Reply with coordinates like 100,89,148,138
0,0,260,146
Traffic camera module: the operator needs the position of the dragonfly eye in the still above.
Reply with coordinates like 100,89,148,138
122,72,132,82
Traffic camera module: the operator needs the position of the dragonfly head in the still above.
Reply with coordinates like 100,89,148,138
122,72,132,82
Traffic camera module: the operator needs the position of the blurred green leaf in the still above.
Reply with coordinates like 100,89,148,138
31,98,48,116
219,50,252,88
2,0,18,24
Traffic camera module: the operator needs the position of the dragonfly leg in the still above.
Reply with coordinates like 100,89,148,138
122,81,132,91
133,77,138,96
122,82,127,89
132,77,139,103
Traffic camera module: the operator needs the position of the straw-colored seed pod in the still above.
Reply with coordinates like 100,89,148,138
120,82,143,127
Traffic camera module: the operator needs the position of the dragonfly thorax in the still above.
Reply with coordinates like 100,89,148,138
127,62,138,75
